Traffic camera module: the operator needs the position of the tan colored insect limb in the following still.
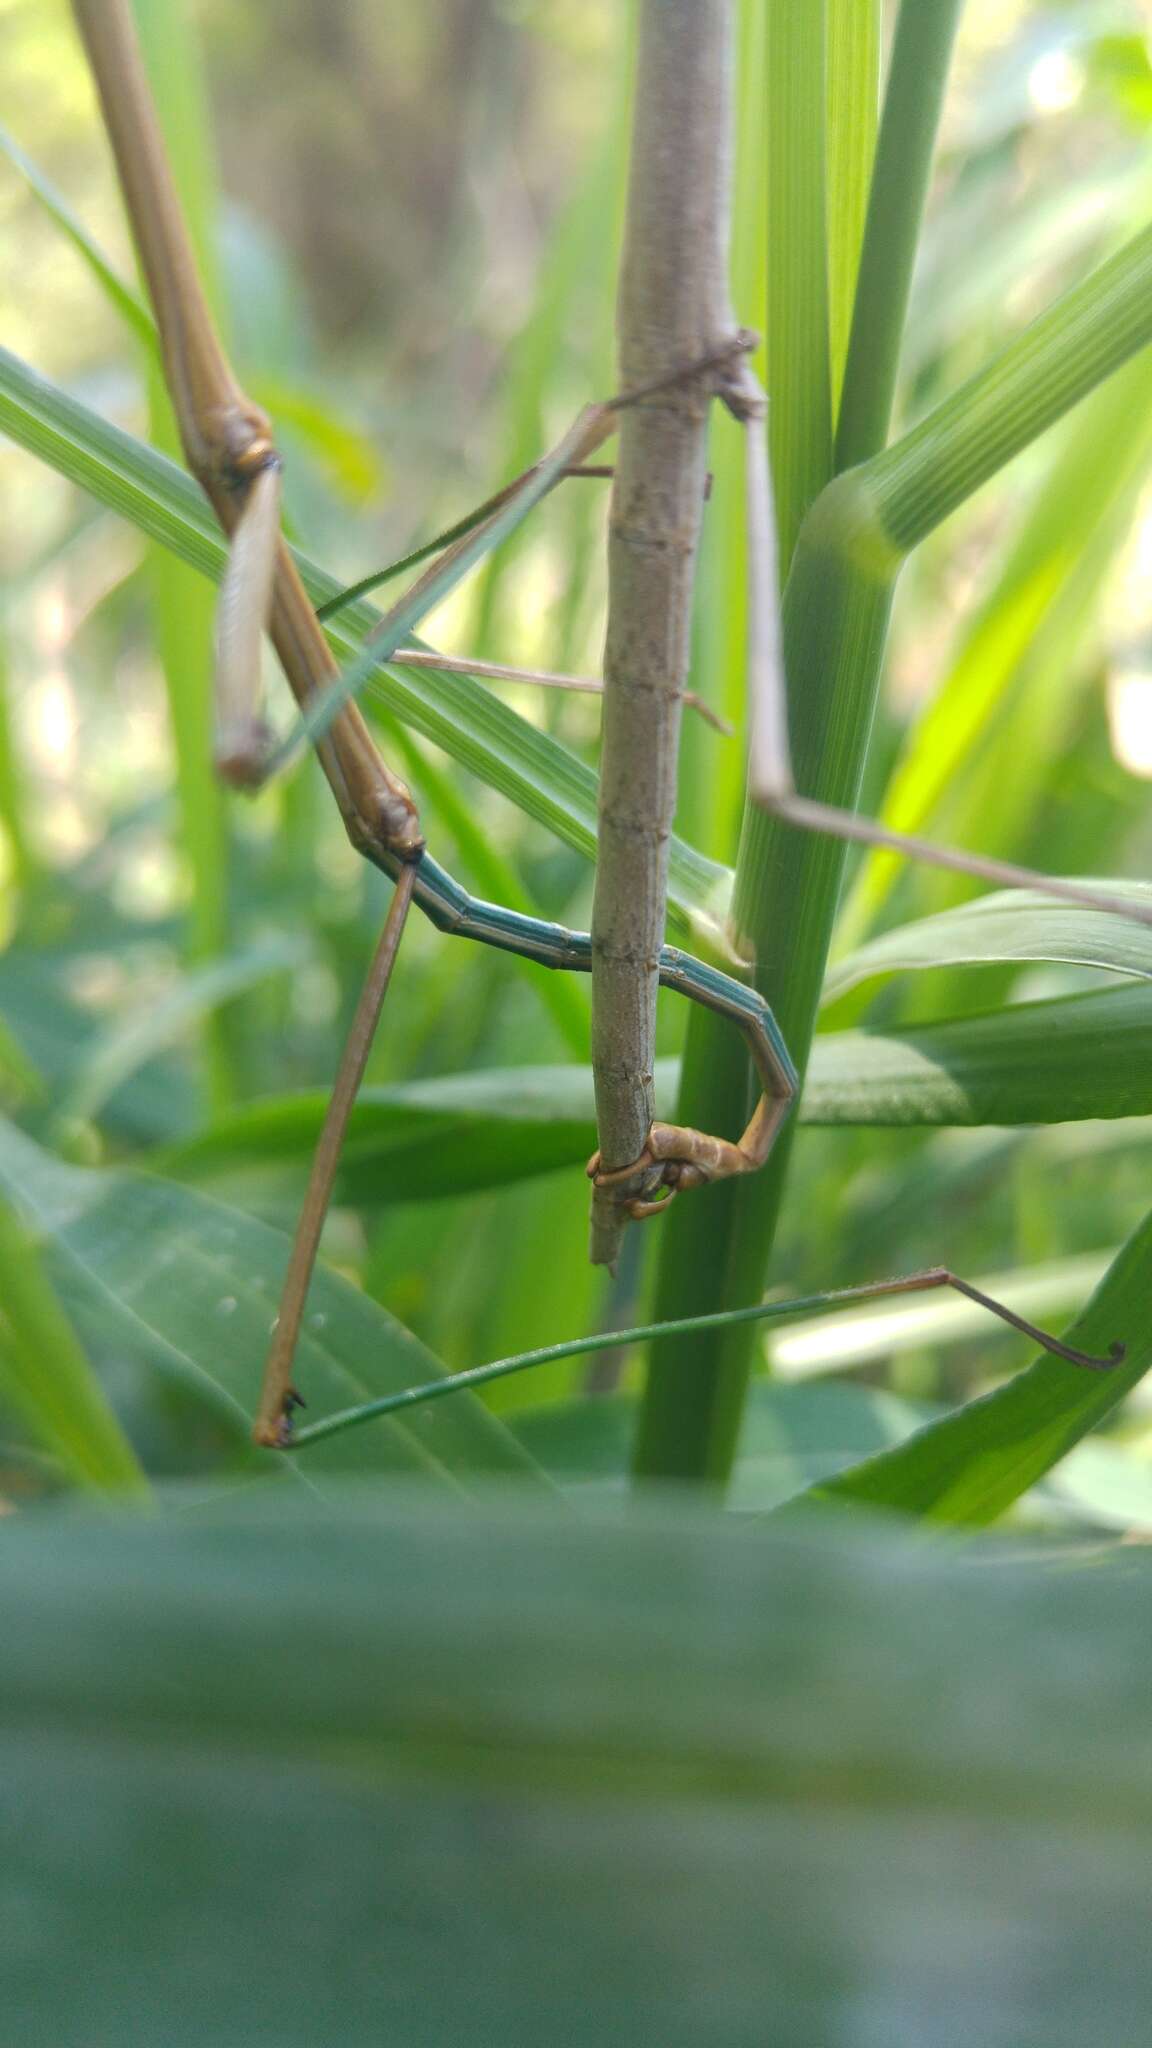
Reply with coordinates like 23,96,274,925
387,650,733,734
213,456,281,780
252,862,418,1446
72,0,422,863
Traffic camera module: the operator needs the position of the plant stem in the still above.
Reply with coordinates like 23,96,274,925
637,196,1152,1488
589,0,735,1267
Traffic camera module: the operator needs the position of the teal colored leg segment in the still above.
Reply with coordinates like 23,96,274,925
396,849,798,1110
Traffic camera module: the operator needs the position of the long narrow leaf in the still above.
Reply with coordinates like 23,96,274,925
0,1193,149,1500
824,886,1152,1001
0,123,158,355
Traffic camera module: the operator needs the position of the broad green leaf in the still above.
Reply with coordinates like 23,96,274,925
0,348,730,938
825,885,1152,1003
0,1115,543,1487
799,1204,1152,1523
3,1498,1152,2043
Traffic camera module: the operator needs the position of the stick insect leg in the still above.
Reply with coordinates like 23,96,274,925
72,0,423,865
213,455,281,781
858,1269,1124,1371
282,1264,1121,1444
252,864,418,1447
586,950,798,1216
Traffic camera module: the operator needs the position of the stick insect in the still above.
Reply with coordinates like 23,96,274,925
71,0,1132,1449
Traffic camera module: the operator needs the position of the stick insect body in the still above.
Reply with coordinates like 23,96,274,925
70,0,1129,1446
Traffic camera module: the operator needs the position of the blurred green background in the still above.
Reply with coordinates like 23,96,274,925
2,0,1152,1505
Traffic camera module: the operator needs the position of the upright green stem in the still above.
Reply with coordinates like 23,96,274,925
835,0,965,470
637,203,1152,1487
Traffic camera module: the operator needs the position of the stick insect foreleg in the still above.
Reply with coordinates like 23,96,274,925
72,0,424,872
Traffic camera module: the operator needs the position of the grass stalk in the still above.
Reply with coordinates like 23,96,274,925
637,177,1152,1487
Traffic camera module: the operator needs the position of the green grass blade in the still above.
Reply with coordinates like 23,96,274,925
0,122,158,355
824,885,1152,1001
799,1206,1152,1523
166,976,1152,1208
834,0,964,469
825,0,881,413
468,52,628,660
120,0,234,1111
806,986,1152,1126
0,619,35,892
264,408,607,775
764,0,832,571
643,207,1152,1488
0,1193,149,1501
54,935,308,1132
872,217,1152,550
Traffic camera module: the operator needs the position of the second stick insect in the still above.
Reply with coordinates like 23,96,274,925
72,0,1134,1445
